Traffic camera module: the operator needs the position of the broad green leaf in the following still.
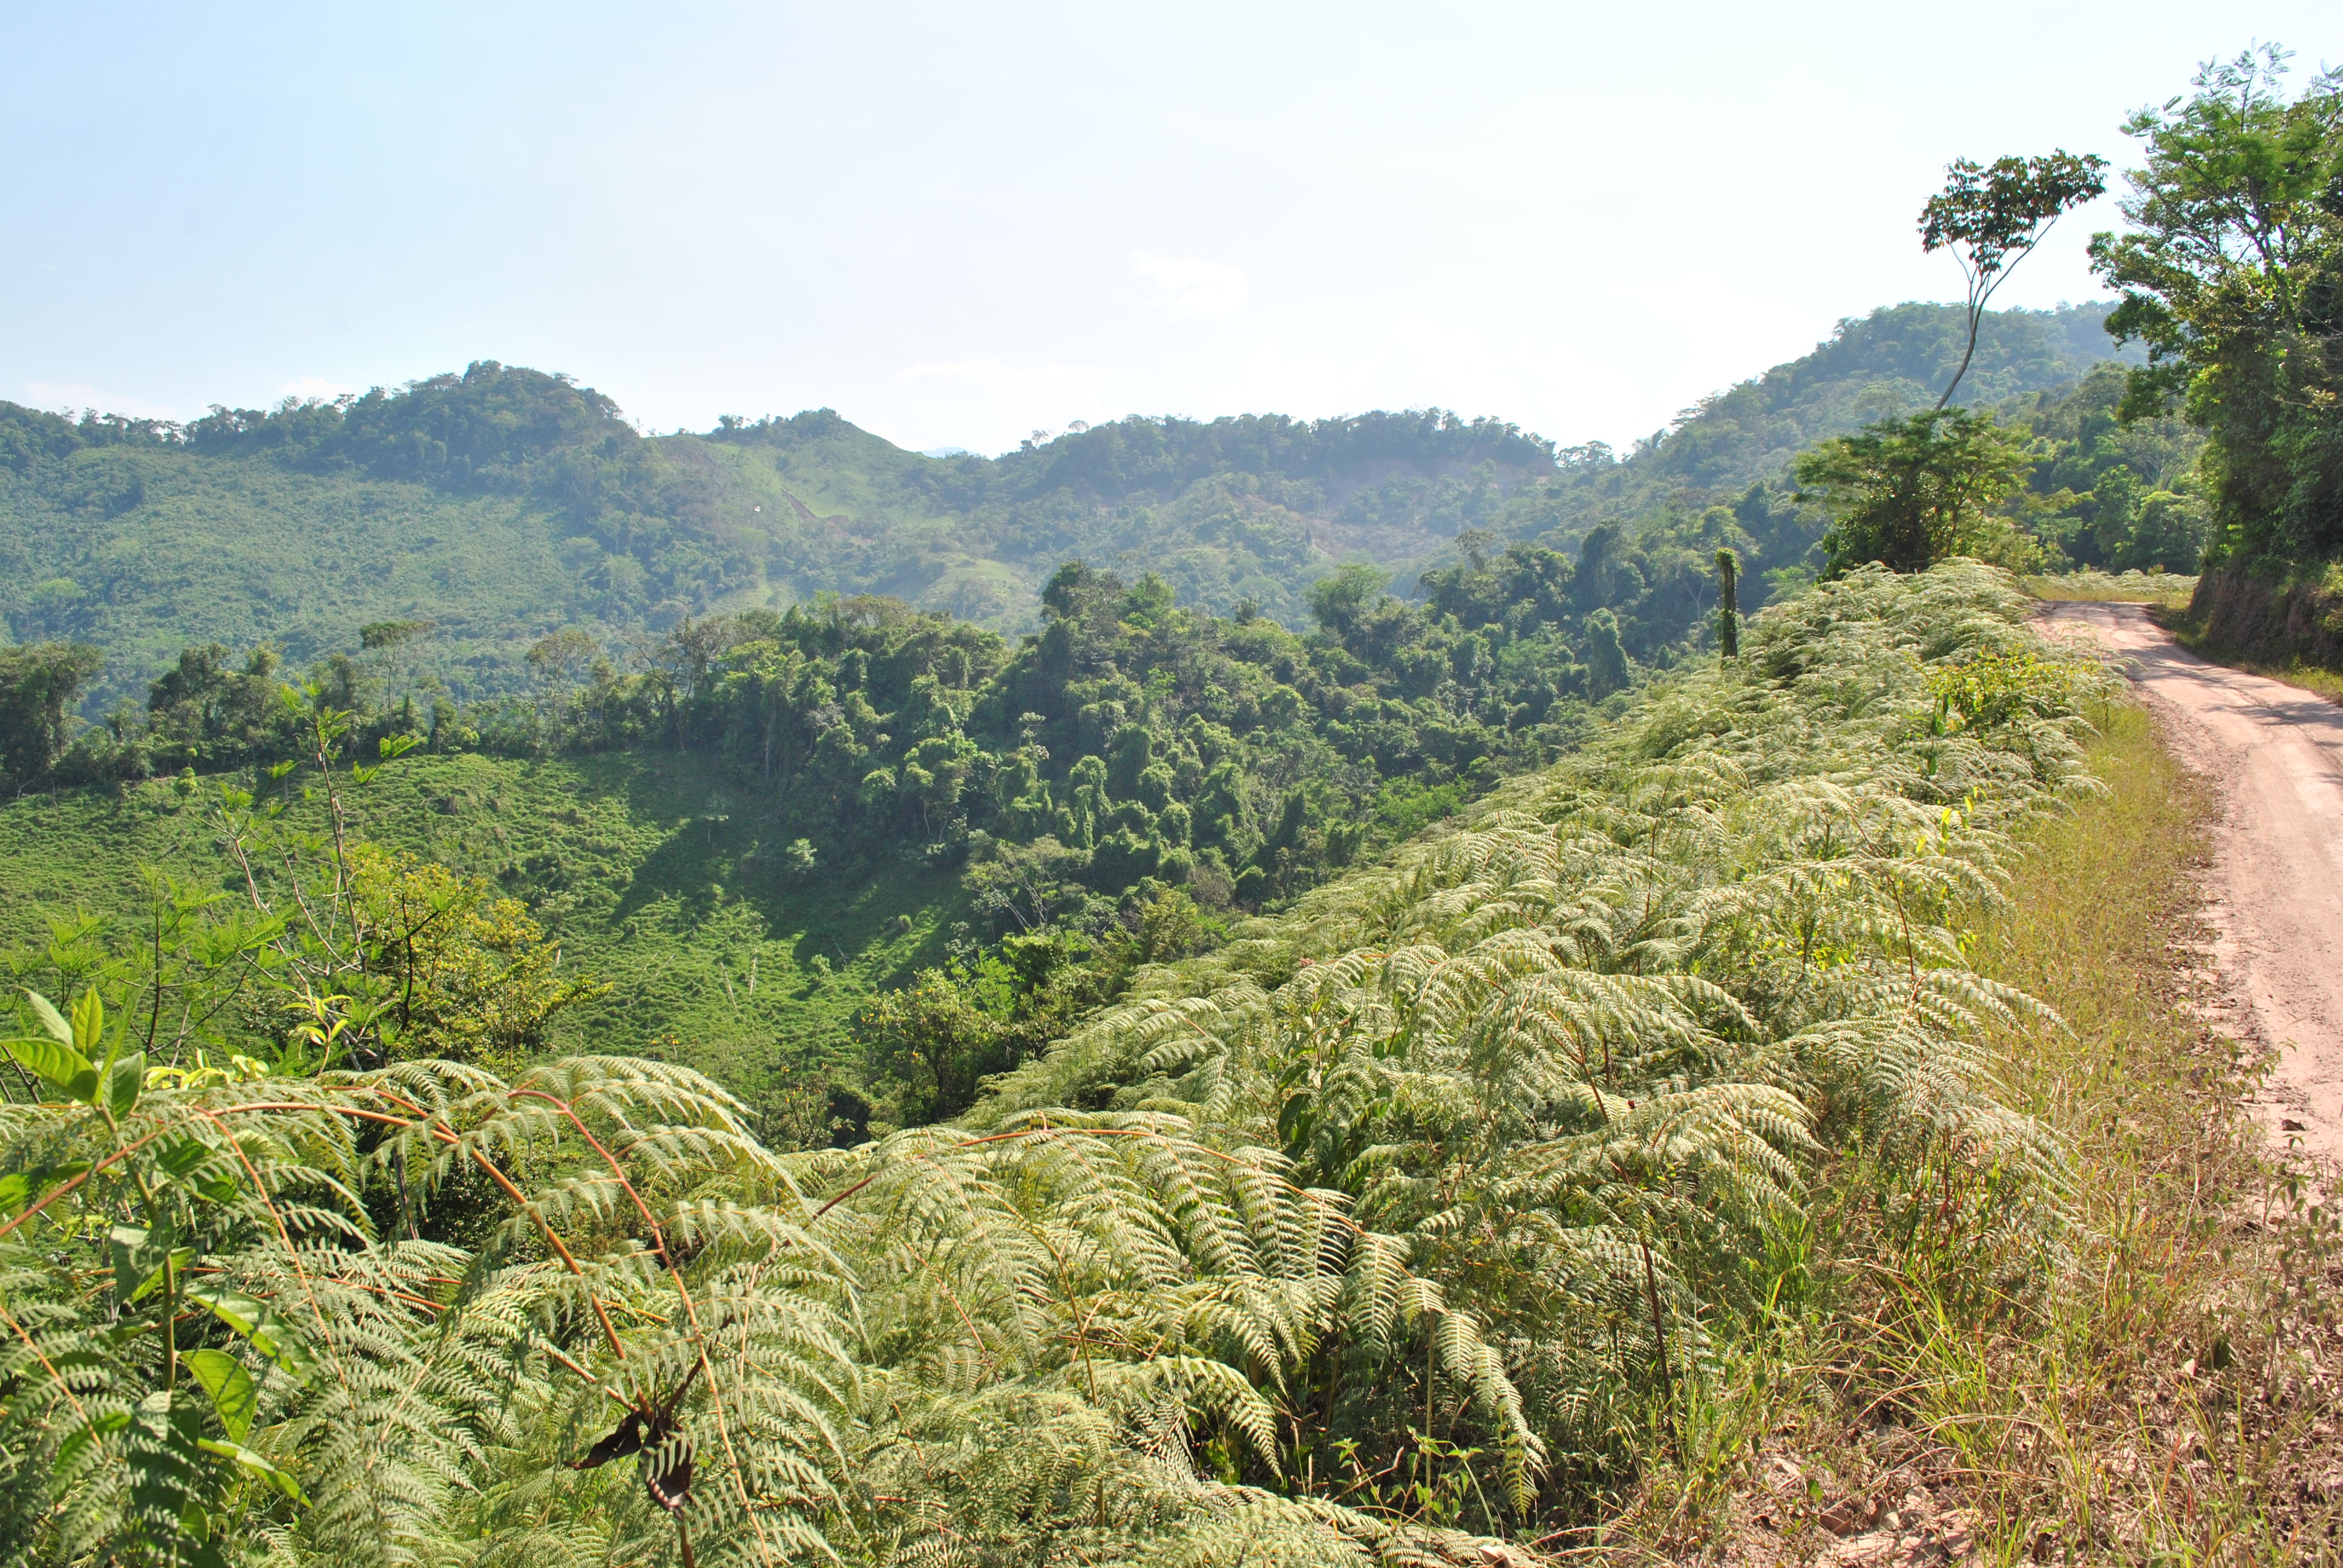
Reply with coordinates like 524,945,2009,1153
197,1438,306,1502
110,1224,190,1306
0,1160,88,1216
70,987,103,1054
4,1036,98,1103
154,1137,238,1203
185,1349,257,1442
24,988,70,1045
184,1279,317,1384
108,1050,145,1119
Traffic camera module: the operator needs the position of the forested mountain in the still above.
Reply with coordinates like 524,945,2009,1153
0,296,2158,1137
0,301,2127,707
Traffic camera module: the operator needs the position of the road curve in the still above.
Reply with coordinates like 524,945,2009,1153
2038,602,2343,1169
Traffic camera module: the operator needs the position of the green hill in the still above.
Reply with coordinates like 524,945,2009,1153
0,299,2153,1133
1,301,2128,709
0,746,944,1127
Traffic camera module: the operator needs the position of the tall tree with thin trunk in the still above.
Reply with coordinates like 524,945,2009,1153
1715,549,1739,659
1921,150,2109,409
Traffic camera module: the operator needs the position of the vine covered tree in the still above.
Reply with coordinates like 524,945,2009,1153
0,641,102,783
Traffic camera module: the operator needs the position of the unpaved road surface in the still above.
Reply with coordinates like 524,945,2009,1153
2041,602,2343,1171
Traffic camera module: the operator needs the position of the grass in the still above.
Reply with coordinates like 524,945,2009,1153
2022,569,2200,609
1612,701,2343,1564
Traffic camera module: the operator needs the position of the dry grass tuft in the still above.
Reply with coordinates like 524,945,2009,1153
2023,570,2200,609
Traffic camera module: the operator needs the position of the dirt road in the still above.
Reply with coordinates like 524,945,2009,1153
2040,602,2343,1170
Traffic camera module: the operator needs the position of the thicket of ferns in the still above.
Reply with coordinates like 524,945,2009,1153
0,563,2109,1566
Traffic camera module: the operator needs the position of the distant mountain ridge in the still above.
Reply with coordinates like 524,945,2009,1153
0,299,2129,705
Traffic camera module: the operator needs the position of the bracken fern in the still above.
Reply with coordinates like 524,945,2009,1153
0,561,2111,1564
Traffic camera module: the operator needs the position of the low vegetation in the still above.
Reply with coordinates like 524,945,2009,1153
1614,699,2340,1564
2021,567,2199,607
5,560,2223,1566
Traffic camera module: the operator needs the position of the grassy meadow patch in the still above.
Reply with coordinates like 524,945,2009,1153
2022,568,2200,608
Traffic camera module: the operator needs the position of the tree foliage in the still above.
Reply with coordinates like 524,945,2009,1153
0,641,102,784
1795,408,2035,573
2089,44,2343,567
1920,151,2109,407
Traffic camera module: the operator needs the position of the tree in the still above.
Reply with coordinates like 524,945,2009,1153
1716,548,1740,660
0,641,102,783
347,846,607,1072
528,626,603,730
1305,561,1394,637
1921,149,2108,407
360,618,434,715
2088,45,2343,564
358,619,431,652
1797,408,2033,573
1583,609,1631,698
853,967,1015,1123
146,645,292,768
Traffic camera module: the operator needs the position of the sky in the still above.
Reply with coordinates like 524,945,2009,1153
1,2,2329,457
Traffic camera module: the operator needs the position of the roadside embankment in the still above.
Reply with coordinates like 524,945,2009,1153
2183,563,2343,671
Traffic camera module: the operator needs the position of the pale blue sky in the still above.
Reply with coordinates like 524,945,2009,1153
2,2,2327,455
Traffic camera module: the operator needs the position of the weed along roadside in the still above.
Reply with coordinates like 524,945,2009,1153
1901,699,2338,1561
1608,693,2343,1563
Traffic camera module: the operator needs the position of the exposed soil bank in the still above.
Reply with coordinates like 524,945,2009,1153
2042,601,2343,1171
2186,563,2343,667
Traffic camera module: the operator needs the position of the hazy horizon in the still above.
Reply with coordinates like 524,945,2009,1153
5,3,2330,456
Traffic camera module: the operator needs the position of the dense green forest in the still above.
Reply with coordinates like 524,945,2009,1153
2078,47,2343,665
0,300,2183,1140
1,301,2127,709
